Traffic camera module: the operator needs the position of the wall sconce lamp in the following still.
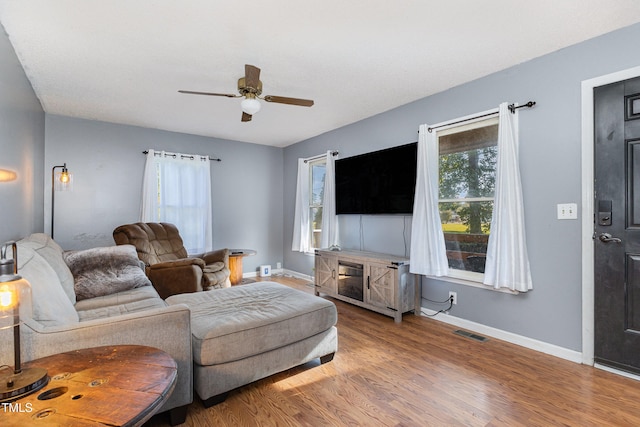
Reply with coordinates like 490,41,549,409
0,169,17,182
0,241,48,402
51,163,73,240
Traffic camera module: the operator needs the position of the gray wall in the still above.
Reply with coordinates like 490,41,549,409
4,16,640,353
0,26,45,243
283,23,640,352
44,115,284,274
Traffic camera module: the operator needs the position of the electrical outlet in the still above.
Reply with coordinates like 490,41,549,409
449,291,457,305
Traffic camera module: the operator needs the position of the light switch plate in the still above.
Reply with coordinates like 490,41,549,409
557,203,578,220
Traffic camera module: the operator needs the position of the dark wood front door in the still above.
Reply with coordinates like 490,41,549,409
594,76,640,374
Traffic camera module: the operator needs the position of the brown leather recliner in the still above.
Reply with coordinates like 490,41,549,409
113,222,231,299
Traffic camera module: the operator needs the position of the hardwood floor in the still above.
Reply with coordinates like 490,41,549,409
146,275,640,426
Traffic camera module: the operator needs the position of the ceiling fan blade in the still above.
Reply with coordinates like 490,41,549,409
178,90,239,98
263,95,314,107
244,64,261,89
241,112,253,122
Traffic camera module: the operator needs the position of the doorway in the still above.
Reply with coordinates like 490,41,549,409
582,65,640,372
593,76,640,374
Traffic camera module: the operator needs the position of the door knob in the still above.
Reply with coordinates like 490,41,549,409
599,233,622,243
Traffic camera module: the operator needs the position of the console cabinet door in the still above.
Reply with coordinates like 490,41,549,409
366,262,395,310
315,253,337,293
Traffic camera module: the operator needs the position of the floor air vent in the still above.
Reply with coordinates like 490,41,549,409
454,329,488,342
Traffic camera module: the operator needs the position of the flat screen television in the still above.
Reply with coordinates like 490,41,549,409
335,142,418,215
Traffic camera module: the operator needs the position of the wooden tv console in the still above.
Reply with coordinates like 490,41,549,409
314,249,419,323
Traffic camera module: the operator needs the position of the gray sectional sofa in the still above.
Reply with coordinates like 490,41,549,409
166,281,338,406
0,233,193,425
0,233,338,425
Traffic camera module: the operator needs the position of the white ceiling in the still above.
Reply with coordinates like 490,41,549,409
1,1,640,147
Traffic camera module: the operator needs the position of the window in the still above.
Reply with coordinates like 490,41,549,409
309,157,327,250
411,103,530,291
438,117,498,279
293,151,338,254
141,150,212,254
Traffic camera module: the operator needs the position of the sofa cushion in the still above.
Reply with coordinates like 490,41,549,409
18,233,76,304
74,286,162,312
166,281,337,366
64,245,152,301
15,244,79,326
113,222,189,266
76,288,168,321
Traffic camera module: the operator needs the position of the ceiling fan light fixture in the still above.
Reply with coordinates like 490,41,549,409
241,96,261,115
180,65,313,122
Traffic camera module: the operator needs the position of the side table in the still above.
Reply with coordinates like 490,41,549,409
228,249,257,285
2,345,176,427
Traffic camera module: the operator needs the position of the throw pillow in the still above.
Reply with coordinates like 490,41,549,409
19,233,77,304
64,245,151,301
16,244,80,326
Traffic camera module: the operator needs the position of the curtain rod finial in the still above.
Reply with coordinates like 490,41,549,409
509,101,536,114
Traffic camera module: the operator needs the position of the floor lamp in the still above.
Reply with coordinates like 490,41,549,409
51,163,72,240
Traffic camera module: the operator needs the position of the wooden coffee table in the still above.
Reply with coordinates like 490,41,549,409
3,345,176,427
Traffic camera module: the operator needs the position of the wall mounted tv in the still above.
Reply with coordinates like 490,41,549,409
335,142,418,215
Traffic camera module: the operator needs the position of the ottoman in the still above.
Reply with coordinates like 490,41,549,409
165,281,338,406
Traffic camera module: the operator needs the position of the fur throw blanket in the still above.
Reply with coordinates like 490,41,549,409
64,245,151,301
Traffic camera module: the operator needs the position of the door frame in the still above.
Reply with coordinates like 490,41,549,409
581,65,640,366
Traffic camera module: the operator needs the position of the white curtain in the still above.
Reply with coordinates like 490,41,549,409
141,149,160,221
483,103,533,292
320,151,339,248
140,149,213,254
292,158,310,252
410,125,450,276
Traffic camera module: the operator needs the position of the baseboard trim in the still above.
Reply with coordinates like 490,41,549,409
278,269,582,365
420,308,583,364
243,269,311,281
280,269,313,281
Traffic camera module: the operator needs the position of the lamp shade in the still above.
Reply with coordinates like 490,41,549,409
241,97,261,115
54,168,73,192
0,277,32,330
0,242,32,328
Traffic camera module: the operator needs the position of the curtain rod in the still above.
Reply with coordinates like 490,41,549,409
427,101,536,133
142,150,221,162
303,151,339,163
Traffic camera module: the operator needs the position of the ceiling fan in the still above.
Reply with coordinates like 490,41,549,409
179,64,314,122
